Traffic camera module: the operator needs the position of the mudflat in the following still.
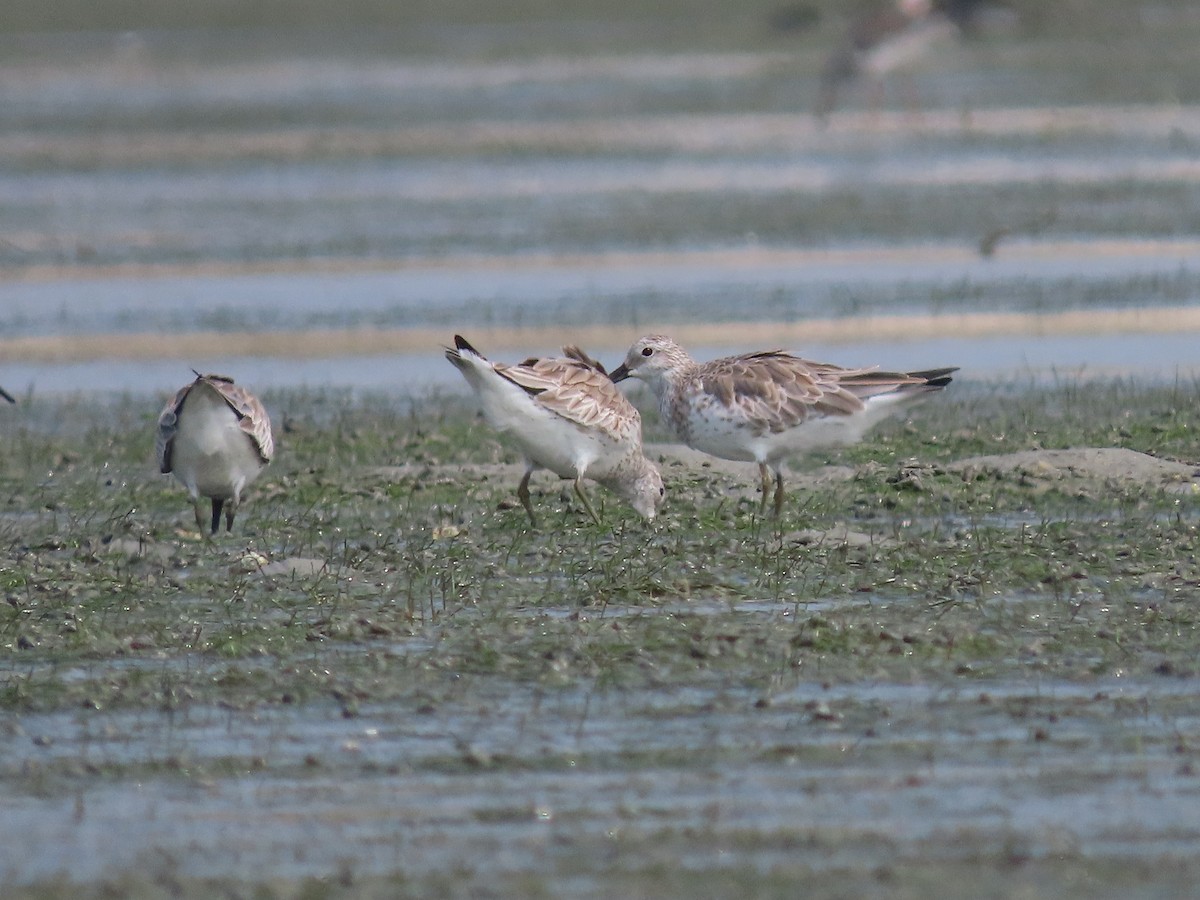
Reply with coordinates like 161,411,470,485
3,378,1200,896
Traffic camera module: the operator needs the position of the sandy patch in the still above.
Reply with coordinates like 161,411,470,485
784,525,896,549
370,463,526,484
255,556,363,580
374,447,1200,505
650,443,857,486
949,447,1200,492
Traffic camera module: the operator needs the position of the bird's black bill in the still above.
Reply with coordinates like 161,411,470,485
608,363,631,383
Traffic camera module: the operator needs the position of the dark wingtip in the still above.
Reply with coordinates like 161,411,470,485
453,334,479,354
909,367,959,388
562,344,608,376
191,368,235,385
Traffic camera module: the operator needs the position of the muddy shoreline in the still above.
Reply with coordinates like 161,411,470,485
4,379,1200,895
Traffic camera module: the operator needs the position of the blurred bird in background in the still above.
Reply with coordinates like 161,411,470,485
808,0,1003,120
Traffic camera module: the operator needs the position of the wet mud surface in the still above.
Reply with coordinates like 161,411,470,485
4,381,1200,896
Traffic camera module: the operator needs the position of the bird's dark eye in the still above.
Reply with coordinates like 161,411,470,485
641,347,653,357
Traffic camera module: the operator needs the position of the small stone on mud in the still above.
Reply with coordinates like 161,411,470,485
463,746,492,767
806,700,841,722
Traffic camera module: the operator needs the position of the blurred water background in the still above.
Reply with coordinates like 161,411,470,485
3,0,1200,395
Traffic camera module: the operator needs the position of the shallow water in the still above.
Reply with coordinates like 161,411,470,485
3,9,1200,400
3,239,1200,397
6,330,1200,400
6,675,1200,886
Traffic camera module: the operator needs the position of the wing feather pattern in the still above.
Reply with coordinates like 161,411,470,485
691,352,956,436
496,352,638,444
694,352,868,434
156,374,274,473
155,382,192,474
207,376,275,463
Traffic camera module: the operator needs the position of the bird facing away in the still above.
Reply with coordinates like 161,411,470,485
815,0,960,120
609,335,955,516
156,372,274,535
445,334,664,526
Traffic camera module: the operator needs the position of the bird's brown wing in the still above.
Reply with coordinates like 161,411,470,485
498,355,640,444
693,351,879,435
204,375,275,463
154,382,193,474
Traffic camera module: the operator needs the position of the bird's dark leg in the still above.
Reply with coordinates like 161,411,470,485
210,498,224,535
758,463,773,515
517,470,537,528
573,478,602,526
774,470,786,518
192,499,208,536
